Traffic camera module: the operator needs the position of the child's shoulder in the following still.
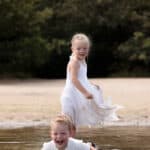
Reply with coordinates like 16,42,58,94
69,58,80,65
68,138,90,150
41,141,55,150
68,59,80,70
69,137,83,143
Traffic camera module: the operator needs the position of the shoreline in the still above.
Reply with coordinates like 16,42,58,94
1,119,150,129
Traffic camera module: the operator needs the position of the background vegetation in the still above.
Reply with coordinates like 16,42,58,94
0,0,150,78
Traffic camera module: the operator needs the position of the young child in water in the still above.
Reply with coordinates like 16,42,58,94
41,114,96,150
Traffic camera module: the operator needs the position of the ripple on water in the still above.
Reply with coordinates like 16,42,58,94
0,126,150,150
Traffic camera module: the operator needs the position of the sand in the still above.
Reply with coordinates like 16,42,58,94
0,78,150,128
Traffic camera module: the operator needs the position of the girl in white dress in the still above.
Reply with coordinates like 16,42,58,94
61,33,121,127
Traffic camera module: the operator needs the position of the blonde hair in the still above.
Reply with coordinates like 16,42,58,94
50,114,75,133
71,33,91,47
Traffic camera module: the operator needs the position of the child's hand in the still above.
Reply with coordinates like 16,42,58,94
85,92,93,99
91,82,100,90
95,84,100,89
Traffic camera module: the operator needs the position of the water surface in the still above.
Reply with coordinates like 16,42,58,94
0,126,150,150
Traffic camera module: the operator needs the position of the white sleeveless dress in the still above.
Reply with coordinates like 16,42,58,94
61,57,121,127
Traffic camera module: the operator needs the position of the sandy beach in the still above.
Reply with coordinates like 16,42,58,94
0,78,150,128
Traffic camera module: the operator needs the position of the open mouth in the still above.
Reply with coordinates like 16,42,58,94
55,140,64,145
79,54,86,57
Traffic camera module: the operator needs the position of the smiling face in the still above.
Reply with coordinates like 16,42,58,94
71,39,90,61
51,122,70,150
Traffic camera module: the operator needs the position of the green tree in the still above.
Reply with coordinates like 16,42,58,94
113,0,150,76
0,0,52,77
44,0,142,77
1,0,150,78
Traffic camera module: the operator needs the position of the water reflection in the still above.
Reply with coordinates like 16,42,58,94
0,126,150,150
0,126,47,150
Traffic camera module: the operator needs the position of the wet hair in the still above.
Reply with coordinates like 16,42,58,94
50,114,75,133
71,33,91,47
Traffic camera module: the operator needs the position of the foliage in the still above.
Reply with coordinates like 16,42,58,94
0,0,52,77
0,0,150,77
113,0,150,76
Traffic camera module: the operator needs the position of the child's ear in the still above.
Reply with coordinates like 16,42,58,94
49,130,51,137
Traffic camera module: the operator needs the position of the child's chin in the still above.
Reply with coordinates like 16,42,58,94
56,143,66,149
79,56,85,60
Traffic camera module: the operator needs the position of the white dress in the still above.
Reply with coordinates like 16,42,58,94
41,138,90,150
61,56,121,127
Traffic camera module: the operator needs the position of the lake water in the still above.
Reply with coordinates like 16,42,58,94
0,126,150,150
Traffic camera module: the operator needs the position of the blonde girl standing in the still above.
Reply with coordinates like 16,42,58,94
61,33,121,127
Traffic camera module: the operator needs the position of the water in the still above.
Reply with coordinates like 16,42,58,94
0,126,150,150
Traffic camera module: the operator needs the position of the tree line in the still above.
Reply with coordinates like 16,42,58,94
0,0,150,78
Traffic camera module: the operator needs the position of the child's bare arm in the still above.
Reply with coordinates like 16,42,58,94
90,146,96,150
69,60,93,99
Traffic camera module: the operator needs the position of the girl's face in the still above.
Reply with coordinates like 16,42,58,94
51,122,70,150
71,39,90,60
